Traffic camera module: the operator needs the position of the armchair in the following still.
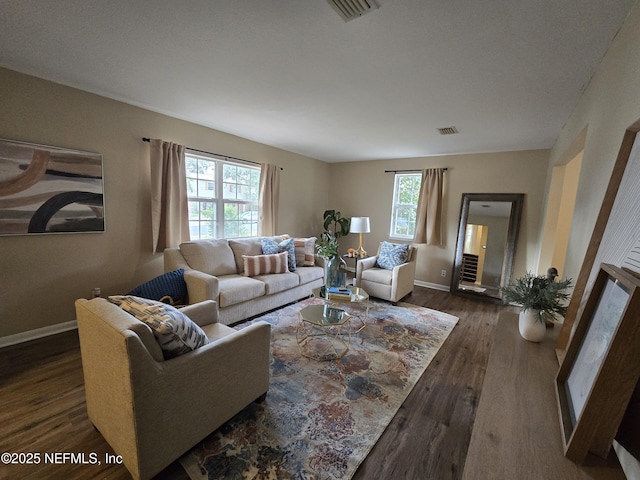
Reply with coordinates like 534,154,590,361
356,242,418,304
75,298,270,480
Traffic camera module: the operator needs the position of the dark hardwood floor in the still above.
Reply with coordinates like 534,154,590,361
0,287,513,479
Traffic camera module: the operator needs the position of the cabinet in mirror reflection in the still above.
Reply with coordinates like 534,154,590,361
451,194,524,302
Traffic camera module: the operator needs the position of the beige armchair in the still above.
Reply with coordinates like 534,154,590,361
75,298,271,480
356,242,418,304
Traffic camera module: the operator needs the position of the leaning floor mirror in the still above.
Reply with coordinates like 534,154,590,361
451,193,524,302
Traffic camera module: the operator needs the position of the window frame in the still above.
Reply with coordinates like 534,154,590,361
185,151,260,240
389,172,422,241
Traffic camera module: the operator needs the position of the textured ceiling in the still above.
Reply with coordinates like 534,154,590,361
0,0,636,162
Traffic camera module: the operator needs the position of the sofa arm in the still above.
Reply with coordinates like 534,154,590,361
390,260,417,300
180,300,218,327
128,320,271,479
183,270,219,304
164,247,190,272
314,255,327,268
356,255,377,275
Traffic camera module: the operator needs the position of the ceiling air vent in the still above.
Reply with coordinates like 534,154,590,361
327,0,379,22
437,126,459,135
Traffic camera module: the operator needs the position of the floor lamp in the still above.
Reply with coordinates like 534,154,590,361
350,217,370,258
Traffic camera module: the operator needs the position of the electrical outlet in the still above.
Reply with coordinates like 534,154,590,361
440,269,447,277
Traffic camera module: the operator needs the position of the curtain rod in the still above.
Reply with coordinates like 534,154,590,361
384,168,448,173
142,137,283,170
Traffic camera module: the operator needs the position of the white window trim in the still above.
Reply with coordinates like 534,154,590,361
186,151,260,240
389,172,421,241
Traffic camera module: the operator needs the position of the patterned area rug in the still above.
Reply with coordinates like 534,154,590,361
180,297,458,480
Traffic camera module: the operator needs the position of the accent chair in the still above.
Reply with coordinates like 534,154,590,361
75,297,271,480
356,242,418,304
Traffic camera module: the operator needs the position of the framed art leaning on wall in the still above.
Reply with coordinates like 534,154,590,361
0,139,104,235
555,263,640,464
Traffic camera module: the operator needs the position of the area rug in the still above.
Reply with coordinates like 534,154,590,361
180,297,458,480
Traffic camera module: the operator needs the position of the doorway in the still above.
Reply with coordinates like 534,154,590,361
539,150,583,278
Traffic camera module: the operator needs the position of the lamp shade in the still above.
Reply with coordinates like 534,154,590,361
350,217,370,234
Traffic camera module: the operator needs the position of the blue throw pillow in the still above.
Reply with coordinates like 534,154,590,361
127,269,188,305
261,238,296,271
376,242,410,270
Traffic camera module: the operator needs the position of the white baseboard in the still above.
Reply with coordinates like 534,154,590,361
0,320,78,349
414,280,450,292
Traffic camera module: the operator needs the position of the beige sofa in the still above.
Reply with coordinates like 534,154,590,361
164,235,325,325
75,297,271,480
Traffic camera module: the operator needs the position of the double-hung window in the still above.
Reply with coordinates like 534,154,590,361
389,173,421,240
185,152,260,240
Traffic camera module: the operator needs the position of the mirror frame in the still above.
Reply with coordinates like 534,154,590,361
450,193,524,303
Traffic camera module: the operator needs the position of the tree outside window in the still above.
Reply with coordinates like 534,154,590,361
390,173,421,239
186,153,260,240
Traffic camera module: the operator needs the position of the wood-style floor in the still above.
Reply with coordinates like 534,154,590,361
0,287,513,479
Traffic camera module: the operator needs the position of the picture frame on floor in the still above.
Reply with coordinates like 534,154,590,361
0,138,104,235
555,263,640,463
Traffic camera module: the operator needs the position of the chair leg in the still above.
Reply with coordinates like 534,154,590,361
255,392,268,403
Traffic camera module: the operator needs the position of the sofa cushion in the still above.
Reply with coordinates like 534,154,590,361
295,265,325,285
243,252,289,277
127,269,187,305
108,295,209,359
217,275,266,308
362,267,393,286
293,237,317,267
179,240,237,276
257,272,300,294
261,238,296,271
376,241,410,270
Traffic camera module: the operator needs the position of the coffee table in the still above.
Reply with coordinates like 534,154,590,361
297,304,352,361
311,286,370,333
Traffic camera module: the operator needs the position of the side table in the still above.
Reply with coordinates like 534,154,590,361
342,254,369,286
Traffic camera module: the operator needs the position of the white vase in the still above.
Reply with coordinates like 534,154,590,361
518,309,546,342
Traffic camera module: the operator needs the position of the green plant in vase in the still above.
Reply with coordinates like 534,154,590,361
501,272,573,342
316,210,350,288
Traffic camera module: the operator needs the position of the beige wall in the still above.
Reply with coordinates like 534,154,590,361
0,68,329,337
328,150,550,288
545,2,640,283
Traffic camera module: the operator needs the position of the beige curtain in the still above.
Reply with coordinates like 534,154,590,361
258,164,280,236
414,168,446,245
149,139,189,253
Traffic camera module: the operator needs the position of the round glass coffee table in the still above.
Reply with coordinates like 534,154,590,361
297,304,352,361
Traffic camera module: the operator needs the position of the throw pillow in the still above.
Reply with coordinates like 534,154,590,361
242,252,289,277
127,269,187,305
376,242,410,270
293,237,317,267
261,238,296,271
108,295,208,360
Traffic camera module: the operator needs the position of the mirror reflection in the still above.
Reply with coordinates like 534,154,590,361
452,194,524,301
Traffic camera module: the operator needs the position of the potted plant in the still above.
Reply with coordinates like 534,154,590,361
316,210,350,288
501,272,573,342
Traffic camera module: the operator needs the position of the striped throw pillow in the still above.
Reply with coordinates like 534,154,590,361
242,252,289,276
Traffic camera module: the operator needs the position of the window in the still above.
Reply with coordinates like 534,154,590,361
389,173,421,239
185,152,260,240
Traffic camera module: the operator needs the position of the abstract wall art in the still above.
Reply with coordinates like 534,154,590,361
0,139,104,235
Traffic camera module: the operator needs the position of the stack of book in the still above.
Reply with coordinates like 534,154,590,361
327,286,352,301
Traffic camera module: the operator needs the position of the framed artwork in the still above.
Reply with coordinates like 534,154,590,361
0,139,104,235
555,263,640,463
